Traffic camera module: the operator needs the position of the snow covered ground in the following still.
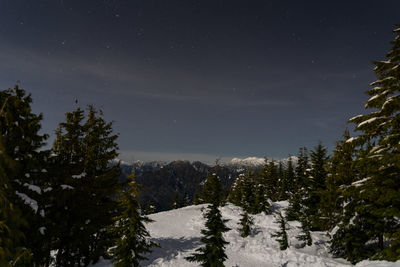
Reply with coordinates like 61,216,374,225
93,202,400,267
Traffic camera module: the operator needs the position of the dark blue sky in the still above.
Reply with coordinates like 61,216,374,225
0,0,399,163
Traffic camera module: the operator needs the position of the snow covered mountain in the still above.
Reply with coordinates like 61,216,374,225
92,202,398,267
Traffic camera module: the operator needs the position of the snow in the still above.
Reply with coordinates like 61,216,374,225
15,191,38,212
351,177,371,187
39,227,46,235
357,117,380,128
61,184,74,190
230,157,266,166
72,172,86,179
24,183,42,194
349,114,363,122
91,203,399,267
346,137,357,143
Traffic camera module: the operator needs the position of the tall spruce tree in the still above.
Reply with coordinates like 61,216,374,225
186,167,230,267
50,105,121,266
284,157,296,195
306,142,329,230
0,137,31,266
0,86,50,265
320,130,356,231
332,25,400,262
286,148,310,221
109,172,158,266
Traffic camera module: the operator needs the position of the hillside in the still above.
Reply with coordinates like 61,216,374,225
92,202,399,267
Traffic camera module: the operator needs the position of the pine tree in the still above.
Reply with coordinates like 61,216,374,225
306,142,329,230
286,148,310,221
185,203,230,267
186,168,230,267
238,211,253,238
335,25,400,262
0,85,50,265
199,171,224,206
0,137,31,266
277,161,288,200
297,209,312,248
109,173,158,266
144,201,155,215
320,130,356,231
272,212,289,250
228,174,245,206
50,105,121,266
284,157,296,195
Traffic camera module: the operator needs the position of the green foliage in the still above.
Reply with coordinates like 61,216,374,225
50,105,121,266
109,173,158,266
238,211,253,238
186,170,230,267
199,171,224,206
186,203,230,267
296,210,312,248
0,85,49,265
272,212,289,250
332,25,400,263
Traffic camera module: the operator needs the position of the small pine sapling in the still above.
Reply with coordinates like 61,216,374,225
272,211,289,250
238,211,253,238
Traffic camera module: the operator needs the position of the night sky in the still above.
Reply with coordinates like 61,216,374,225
1,1,399,163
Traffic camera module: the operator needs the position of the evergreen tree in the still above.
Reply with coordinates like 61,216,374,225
228,174,245,206
109,173,158,266
333,25,400,262
238,211,253,238
297,209,312,248
144,201,156,215
262,160,279,201
185,203,230,267
272,212,289,250
284,157,296,195
306,142,329,230
0,85,50,265
286,148,310,221
320,130,356,231
50,105,121,266
277,161,288,200
171,191,180,209
0,137,31,266
199,171,224,205
186,168,230,267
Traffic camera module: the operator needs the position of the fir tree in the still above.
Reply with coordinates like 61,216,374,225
109,173,158,266
320,130,356,231
185,203,230,267
286,148,310,221
306,142,329,230
284,157,295,195
0,137,31,266
186,168,230,267
199,171,224,205
144,201,156,215
50,105,121,266
0,85,50,265
333,25,400,262
297,209,312,248
238,211,253,238
272,212,289,250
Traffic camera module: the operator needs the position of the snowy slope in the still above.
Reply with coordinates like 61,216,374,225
93,202,399,267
